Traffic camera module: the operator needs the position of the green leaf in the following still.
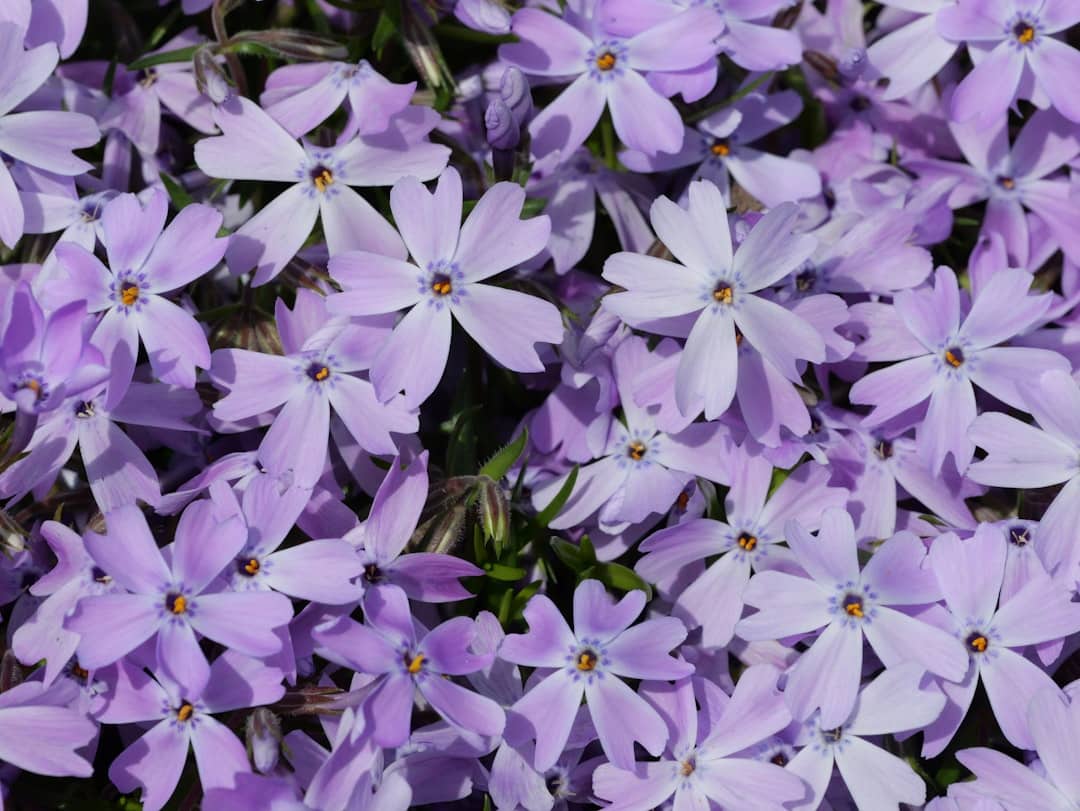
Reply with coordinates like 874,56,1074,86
160,173,194,210
479,427,528,480
578,534,596,565
373,3,400,56
520,197,548,219
550,538,582,570
484,563,526,581
128,44,201,71
534,466,578,529
593,562,652,599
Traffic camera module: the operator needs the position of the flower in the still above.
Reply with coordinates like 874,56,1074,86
326,167,563,408
602,179,822,420
499,579,693,771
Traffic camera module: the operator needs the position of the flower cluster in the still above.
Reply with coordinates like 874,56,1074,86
1,1,1080,810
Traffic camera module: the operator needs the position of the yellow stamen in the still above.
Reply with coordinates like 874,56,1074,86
431,278,452,296
999,176,1015,190
313,366,330,381
1015,23,1034,44
71,663,89,681
595,52,616,71
627,440,647,461
969,635,988,653
737,532,758,551
713,284,733,304
120,282,139,307
243,558,260,575
168,594,187,614
576,651,598,671
711,141,730,157
844,601,863,618
944,349,964,368
680,759,695,777
313,168,334,192
177,702,194,722
406,653,425,674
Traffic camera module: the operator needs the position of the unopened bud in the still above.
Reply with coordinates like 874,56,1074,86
245,708,282,773
485,98,520,151
478,476,510,546
499,67,532,127
804,50,839,82
0,651,25,693
194,46,231,104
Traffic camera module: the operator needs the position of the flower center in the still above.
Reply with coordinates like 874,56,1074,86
310,165,334,192
405,653,425,674
75,401,95,419
842,594,864,618
944,347,965,368
680,757,696,777
120,282,140,307
364,563,383,584
430,273,453,296
710,139,730,157
1013,21,1035,44
998,175,1016,190
795,268,817,292
713,283,733,304
576,650,598,671
165,592,187,615
874,439,892,460
306,363,331,382
1009,525,1030,546
627,440,647,461
595,51,616,71
676,490,691,510
71,662,89,681
771,752,788,766
966,631,989,653
823,726,844,742
91,566,111,584
176,701,194,722
238,557,261,576
737,531,758,551
137,68,158,88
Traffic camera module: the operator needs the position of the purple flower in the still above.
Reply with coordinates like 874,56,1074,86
958,687,1080,810
326,167,563,408
621,89,822,209
313,584,505,746
0,281,105,414
498,6,724,158
194,96,449,285
53,188,226,408
920,525,1080,755
602,180,822,420
261,58,416,138
499,579,693,771
938,0,1080,122
0,20,100,248
98,653,284,811
530,335,734,535
787,664,946,810
867,1,959,101
347,450,482,604
968,369,1080,579
850,266,1068,474
210,291,418,488
636,449,847,647
736,508,968,727
593,668,806,810
66,502,293,695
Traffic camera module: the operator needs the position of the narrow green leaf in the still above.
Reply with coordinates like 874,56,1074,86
128,44,201,71
520,197,548,219
550,538,582,571
578,534,596,565
534,466,578,529
484,563,526,582
479,427,529,481
594,562,652,599
160,173,194,210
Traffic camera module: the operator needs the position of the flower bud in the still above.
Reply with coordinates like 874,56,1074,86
193,46,231,105
478,476,510,547
485,98,520,151
245,708,282,773
499,67,532,127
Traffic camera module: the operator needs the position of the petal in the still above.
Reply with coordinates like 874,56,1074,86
672,552,747,648
210,349,297,422
956,747,1071,810
992,577,1080,648
835,736,926,810
949,41,1023,123
676,309,737,420
328,374,417,455
1028,36,1080,123
734,294,824,379
736,571,831,640
226,184,320,286
784,621,862,728
141,203,227,293
593,761,679,810
929,527,1005,623
0,31,57,117
573,578,644,642
370,302,452,408
499,594,577,668
450,284,563,373
85,506,170,592
419,616,491,675
967,412,1077,487
259,390,330,487
648,194,717,275
389,169,460,271
848,355,938,428
172,502,246,594
95,306,140,410
604,617,692,680
1027,688,1080,799
194,96,306,182
157,620,210,697
0,704,95,777
726,148,821,208
81,417,161,511
510,669,583,771
601,252,707,321
312,616,398,673
265,540,364,604
980,647,1059,749
968,346,1070,412
785,508,860,586
701,664,792,757
189,592,292,656
327,252,422,316
365,451,428,565
0,111,97,175
101,190,168,274
625,7,724,71
320,186,408,260
454,182,550,282
863,606,968,682
608,69,684,157
109,721,189,811
69,593,160,668
418,673,505,737
696,759,805,810
528,73,606,160
136,295,211,388
731,202,817,291
0,160,23,247
190,716,250,792
498,8,592,76
587,674,668,769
